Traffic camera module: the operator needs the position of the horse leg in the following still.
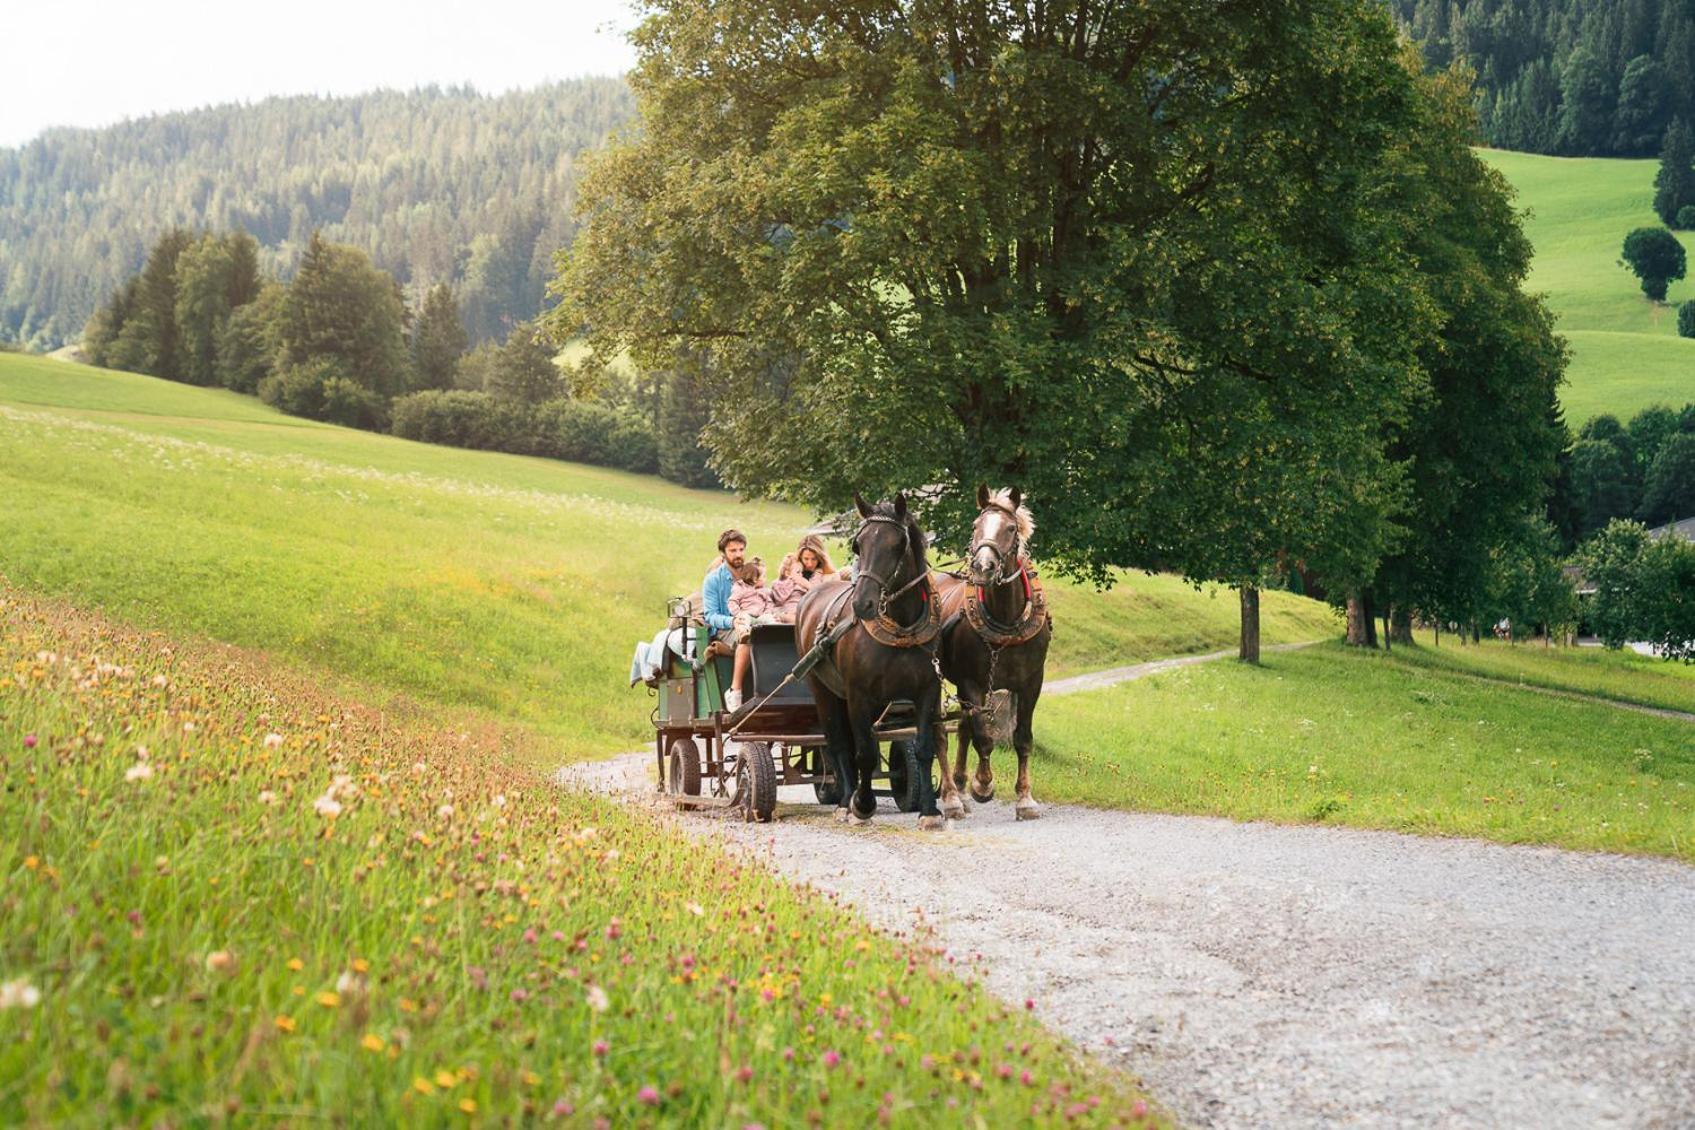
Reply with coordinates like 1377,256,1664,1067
1013,684,1042,821
820,690,855,824
968,707,996,804
847,706,880,824
914,688,945,831
938,684,970,819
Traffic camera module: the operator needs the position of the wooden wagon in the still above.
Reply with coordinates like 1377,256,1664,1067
643,601,950,823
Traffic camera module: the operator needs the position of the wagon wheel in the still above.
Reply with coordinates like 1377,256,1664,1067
666,736,701,802
886,739,924,813
734,741,777,823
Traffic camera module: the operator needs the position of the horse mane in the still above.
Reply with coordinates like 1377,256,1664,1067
985,488,1035,541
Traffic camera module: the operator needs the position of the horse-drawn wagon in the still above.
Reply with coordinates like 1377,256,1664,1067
643,602,948,823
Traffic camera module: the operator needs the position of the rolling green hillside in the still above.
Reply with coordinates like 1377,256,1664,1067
1479,149,1695,424
0,352,1337,755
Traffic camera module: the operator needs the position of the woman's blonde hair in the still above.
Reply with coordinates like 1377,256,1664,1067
791,535,835,576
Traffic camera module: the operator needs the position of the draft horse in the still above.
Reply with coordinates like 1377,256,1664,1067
935,486,1052,821
793,493,947,830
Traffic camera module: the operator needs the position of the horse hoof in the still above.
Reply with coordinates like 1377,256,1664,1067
1015,800,1041,821
849,811,874,827
917,814,946,832
940,797,966,821
970,785,995,804
834,808,851,824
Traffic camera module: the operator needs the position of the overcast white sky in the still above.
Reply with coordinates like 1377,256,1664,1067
1,0,642,148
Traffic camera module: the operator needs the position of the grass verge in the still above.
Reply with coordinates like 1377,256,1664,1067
1033,643,1694,861
0,587,1154,1126
1388,632,1694,715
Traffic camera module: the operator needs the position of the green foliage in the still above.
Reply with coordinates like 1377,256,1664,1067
0,81,636,350
1570,435,1637,539
1392,1,1695,159
276,233,411,398
559,0,1446,594
409,283,467,391
1635,534,1695,660
389,389,537,452
173,232,261,387
1680,301,1695,337
1621,226,1688,300
120,228,196,379
1680,206,1695,230
1373,69,1567,632
258,358,388,430
215,282,283,393
656,364,716,490
1485,516,1580,639
536,399,659,474
1578,519,1654,648
1655,119,1695,225
1640,432,1695,525
480,323,560,406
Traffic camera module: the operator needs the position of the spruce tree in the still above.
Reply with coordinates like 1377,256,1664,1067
1654,119,1695,226
410,283,468,391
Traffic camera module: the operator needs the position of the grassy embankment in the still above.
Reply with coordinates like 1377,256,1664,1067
1034,641,1693,861
1479,149,1695,426
1,590,1153,1125
0,352,1336,759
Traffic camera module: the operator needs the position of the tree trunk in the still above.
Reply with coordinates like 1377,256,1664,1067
1363,590,1379,648
1345,594,1372,647
1434,621,1440,647
1389,605,1414,645
1238,585,1261,664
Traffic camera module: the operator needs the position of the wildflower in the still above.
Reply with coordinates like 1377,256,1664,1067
637,1086,660,1107
125,762,154,782
362,1033,386,1053
552,1100,573,1116
286,958,304,971
586,985,609,1012
316,990,341,1008
823,1050,841,1068
0,979,41,1009
205,950,235,974
510,988,529,1003
152,674,169,688
459,1098,477,1114
22,734,35,749
592,1040,609,1057
413,1077,435,1095
493,794,507,808
182,722,195,733
438,804,454,819
274,1015,296,1033
258,790,277,805
264,733,285,749
313,794,342,818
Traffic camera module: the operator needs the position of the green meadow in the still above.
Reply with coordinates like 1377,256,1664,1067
1479,149,1695,424
1033,642,1694,861
0,352,1333,757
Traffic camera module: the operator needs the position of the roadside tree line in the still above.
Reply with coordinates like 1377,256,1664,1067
79,228,719,486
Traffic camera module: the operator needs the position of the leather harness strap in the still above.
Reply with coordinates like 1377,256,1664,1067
962,560,1050,648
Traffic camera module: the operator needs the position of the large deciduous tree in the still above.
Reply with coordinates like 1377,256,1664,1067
555,0,1441,604
1621,226,1688,300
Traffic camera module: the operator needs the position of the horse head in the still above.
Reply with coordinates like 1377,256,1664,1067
970,485,1031,587
851,492,922,622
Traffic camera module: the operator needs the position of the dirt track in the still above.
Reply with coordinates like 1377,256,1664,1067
562,748,1695,1129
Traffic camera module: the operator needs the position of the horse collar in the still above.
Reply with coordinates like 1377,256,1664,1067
965,563,1049,647
863,576,943,648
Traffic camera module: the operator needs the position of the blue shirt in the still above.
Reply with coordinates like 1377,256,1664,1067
702,562,735,632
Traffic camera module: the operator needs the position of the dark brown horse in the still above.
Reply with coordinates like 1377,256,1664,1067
935,486,1052,820
794,493,946,830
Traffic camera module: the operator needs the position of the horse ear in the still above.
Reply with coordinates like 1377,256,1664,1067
894,493,908,518
977,483,990,509
1009,487,1022,511
854,492,872,518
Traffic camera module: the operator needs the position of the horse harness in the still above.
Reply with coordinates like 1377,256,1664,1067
962,560,1049,648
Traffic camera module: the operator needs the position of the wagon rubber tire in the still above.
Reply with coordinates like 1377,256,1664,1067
736,741,777,823
887,739,924,813
667,736,701,801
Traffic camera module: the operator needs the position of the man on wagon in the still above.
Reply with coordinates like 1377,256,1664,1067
703,528,750,710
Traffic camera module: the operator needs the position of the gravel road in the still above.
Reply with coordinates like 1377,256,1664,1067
563,752,1695,1128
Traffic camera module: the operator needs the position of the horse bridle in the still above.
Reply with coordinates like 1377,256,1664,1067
852,513,914,594
971,504,1024,586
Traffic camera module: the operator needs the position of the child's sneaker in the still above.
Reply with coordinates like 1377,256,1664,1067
724,688,743,712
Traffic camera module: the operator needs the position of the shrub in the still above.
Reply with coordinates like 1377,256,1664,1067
1679,301,1695,339
1679,205,1695,231
259,358,387,430
535,399,659,473
389,390,536,452
1620,226,1688,301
